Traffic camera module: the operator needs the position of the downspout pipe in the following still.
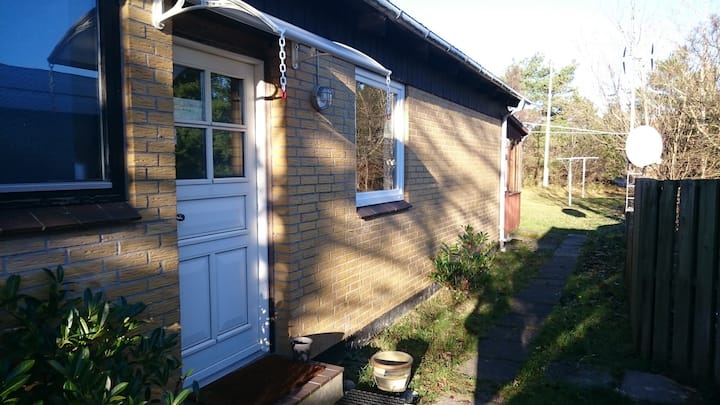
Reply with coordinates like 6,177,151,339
498,99,527,250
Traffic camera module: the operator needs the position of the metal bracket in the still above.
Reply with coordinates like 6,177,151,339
152,0,281,33
290,45,333,70
153,0,203,29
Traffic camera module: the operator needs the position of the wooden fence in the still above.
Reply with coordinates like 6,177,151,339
627,178,720,386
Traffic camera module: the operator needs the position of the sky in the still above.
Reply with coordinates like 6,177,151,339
389,0,719,109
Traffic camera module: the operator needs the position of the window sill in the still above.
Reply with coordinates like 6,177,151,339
0,202,141,237
357,200,412,220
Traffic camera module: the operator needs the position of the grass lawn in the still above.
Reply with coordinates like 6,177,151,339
499,222,643,404
329,185,656,403
515,185,626,240
335,240,552,402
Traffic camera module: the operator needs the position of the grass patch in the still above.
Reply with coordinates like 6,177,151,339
333,242,551,403
329,186,637,403
515,186,625,240
500,223,643,404
498,186,645,404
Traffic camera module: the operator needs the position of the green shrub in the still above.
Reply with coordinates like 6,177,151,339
431,225,495,292
0,266,196,405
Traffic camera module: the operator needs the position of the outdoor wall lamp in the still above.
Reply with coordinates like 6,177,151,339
311,84,333,111
291,43,334,112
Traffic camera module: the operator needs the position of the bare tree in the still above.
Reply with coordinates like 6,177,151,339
643,15,720,179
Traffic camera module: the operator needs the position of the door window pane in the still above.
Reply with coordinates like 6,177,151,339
176,127,206,179
211,73,244,124
173,65,204,121
213,130,244,178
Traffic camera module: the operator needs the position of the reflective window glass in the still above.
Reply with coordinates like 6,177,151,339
173,65,204,121
213,130,244,178
0,1,103,185
176,127,206,179
212,73,244,124
356,83,397,192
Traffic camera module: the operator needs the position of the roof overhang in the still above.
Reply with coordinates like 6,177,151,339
507,115,529,142
152,0,392,77
362,0,528,105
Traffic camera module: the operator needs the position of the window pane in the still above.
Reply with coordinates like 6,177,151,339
213,130,244,178
0,1,103,184
176,127,206,179
173,65,204,121
356,83,396,192
212,73,244,124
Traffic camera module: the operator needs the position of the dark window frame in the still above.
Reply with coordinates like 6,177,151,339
0,0,126,209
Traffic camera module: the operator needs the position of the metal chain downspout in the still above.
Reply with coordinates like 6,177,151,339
385,73,392,119
279,32,287,99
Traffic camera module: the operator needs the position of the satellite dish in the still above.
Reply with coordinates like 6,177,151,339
626,125,663,167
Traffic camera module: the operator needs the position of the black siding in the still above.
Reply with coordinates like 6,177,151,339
244,0,515,118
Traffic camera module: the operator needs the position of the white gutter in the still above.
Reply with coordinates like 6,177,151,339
365,0,526,103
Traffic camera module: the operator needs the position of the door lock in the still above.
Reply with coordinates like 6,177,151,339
176,213,186,222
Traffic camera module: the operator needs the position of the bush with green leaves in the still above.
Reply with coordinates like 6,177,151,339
431,225,495,292
0,266,196,405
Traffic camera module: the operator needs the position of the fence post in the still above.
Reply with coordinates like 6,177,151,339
651,180,678,368
629,185,642,348
625,210,635,303
692,180,719,381
635,179,660,358
672,180,699,377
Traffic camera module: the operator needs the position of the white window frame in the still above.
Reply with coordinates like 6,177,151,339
355,68,406,208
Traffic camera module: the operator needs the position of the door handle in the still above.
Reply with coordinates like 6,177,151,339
176,213,186,222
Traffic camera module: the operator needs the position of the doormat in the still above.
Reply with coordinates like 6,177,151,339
336,389,407,404
191,355,325,405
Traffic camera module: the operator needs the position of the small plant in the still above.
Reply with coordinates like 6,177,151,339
0,266,197,404
431,225,495,292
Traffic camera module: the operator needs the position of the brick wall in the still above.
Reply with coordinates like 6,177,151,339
271,46,502,355
0,0,504,367
0,1,179,330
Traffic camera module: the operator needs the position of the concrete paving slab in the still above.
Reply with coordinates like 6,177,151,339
545,362,614,389
482,325,521,341
434,233,589,404
554,236,587,258
535,257,576,280
459,354,521,383
620,370,700,404
483,325,539,346
476,337,530,362
508,298,555,318
515,284,564,305
526,277,567,288
494,312,544,330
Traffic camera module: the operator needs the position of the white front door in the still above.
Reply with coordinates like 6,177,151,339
173,42,268,387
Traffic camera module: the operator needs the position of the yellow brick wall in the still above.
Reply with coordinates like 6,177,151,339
271,45,502,355
0,2,503,365
0,1,179,330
